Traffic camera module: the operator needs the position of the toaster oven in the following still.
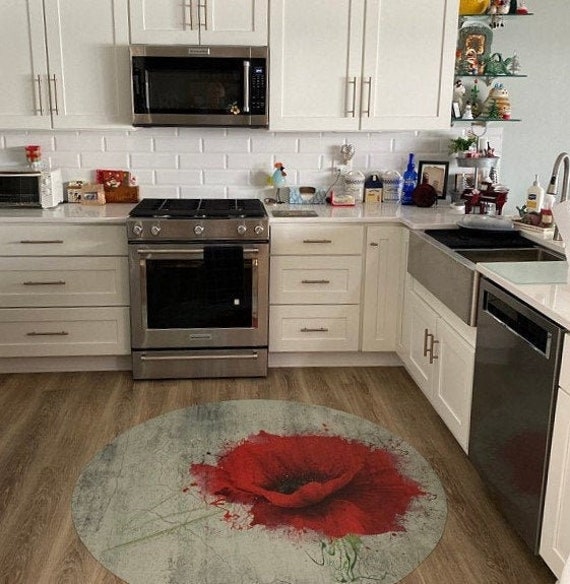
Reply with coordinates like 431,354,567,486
0,168,63,208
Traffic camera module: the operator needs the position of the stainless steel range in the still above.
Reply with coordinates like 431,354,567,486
127,198,269,380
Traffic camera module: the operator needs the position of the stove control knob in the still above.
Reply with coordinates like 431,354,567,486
150,224,161,236
194,225,205,236
132,223,143,237
254,224,265,235
237,224,247,235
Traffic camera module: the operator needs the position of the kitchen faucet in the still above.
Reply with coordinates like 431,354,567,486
547,152,570,241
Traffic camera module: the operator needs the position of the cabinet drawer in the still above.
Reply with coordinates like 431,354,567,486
270,224,363,255
0,307,130,357
269,305,360,352
559,333,570,391
0,257,129,307
270,256,362,304
0,224,127,256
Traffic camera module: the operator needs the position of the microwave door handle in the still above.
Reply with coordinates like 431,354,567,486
243,60,250,113
144,71,151,113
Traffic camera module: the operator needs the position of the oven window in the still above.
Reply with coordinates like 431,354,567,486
145,252,254,329
141,57,243,114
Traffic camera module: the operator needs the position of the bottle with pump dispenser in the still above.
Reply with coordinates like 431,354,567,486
525,174,544,212
401,153,418,205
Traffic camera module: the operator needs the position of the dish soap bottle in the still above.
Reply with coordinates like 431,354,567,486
525,174,544,213
401,153,418,205
540,193,556,228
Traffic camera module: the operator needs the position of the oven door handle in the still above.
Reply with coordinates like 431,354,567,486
136,248,261,256
140,352,259,362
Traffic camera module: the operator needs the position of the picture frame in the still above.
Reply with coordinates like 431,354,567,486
418,161,450,200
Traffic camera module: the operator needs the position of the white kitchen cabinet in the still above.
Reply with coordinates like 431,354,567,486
269,223,364,352
0,223,130,362
400,275,476,452
269,0,457,131
129,0,268,45
0,0,131,130
361,225,405,352
540,335,570,578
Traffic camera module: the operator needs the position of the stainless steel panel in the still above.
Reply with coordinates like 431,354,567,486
132,113,268,128
469,278,564,553
408,230,479,325
130,45,267,59
132,348,268,379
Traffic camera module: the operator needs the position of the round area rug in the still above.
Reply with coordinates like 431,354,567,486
72,400,447,584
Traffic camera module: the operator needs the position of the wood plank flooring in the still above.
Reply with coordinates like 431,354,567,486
0,366,557,584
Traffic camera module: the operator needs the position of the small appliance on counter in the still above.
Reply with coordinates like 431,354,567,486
0,168,63,208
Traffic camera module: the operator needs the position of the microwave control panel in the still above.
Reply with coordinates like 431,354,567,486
250,63,266,114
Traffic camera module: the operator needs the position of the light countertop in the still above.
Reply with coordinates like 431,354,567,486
478,261,570,330
0,203,136,224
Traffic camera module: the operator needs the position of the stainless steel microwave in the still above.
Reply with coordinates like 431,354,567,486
0,168,63,208
130,45,268,128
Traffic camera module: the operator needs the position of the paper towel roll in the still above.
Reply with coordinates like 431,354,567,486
552,200,570,260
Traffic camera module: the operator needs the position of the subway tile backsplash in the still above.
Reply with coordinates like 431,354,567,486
0,127,503,199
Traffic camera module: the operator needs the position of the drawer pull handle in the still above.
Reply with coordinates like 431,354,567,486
301,279,330,284
369,242,379,247
26,331,69,337
300,327,329,333
23,280,66,286
19,240,64,244
302,239,332,244
141,352,258,362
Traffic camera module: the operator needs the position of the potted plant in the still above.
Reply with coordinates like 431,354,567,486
448,134,478,158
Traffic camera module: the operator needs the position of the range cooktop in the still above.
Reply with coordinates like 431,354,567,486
129,198,267,219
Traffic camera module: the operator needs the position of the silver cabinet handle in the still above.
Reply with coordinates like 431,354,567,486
301,279,330,284
183,2,193,29
302,239,332,244
19,240,64,244
423,328,430,357
49,75,59,115
26,331,69,337
34,75,44,115
300,327,329,333
243,60,251,113
369,242,379,247
23,280,66,286
346,77,357,117
199,0,207,29
361,76,372,117
429,338,439,364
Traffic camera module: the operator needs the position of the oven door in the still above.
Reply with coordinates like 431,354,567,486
129,242,269,350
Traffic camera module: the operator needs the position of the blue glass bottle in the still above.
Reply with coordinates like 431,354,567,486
401,153,418,205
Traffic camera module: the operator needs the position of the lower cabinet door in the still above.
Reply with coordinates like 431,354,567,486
432,318,475,453
405,289,438,400
0,307,130,356
540,385,570,578
269,305,360,352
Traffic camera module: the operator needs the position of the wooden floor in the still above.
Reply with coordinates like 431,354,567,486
0,366,557,584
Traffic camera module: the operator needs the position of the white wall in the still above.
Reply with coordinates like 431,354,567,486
498,0,570,211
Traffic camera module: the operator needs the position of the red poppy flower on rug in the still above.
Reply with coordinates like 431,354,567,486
190,431,424,539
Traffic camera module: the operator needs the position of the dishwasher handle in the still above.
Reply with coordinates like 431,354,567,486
482,286,555,357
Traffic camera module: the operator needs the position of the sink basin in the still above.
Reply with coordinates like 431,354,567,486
455,247,565,263
407,231,566,326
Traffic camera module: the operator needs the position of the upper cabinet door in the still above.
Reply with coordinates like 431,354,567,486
269,0,364,131
129,0,201,44
200,0,268,45
361,0,458,130
44,0,131,129
0,1,51,129
129,0,267,45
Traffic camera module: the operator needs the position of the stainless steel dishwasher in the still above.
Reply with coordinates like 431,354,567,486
469,278,564,553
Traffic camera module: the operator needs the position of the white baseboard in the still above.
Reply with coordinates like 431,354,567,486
0,355,132,374
268,352,402,368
